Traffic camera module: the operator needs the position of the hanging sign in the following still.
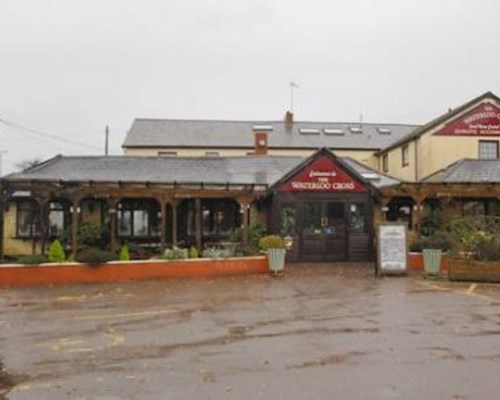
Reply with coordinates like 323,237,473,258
377,223,408,276
278,156,368,193
436,103,500,136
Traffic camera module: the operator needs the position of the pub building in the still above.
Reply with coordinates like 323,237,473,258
1,91,500,262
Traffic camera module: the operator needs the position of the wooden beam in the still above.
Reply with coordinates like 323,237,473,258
0,194,4,261
169,199,179,247
236,197,253,247
195,198,202,252
107,198,120,253
71,198,81,258
160,201,166,254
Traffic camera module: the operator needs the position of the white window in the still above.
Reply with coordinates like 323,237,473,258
382,154,389,172
478,141,499,159
402,145,409,167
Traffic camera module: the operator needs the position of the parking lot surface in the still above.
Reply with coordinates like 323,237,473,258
1,264,500,399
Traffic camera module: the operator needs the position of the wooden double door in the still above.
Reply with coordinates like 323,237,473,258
301,200,347,262
274,194,373,262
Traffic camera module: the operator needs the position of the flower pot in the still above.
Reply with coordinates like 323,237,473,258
267,248,286,275
423,249,442,276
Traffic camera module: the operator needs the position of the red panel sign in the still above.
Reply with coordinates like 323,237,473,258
278,156,368,192
437,103,500,136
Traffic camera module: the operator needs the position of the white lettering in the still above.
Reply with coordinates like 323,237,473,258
463,111,499,125
308,170,337,178
290,181,355,191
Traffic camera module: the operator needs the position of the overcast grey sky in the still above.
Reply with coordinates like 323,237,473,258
1,0,499,174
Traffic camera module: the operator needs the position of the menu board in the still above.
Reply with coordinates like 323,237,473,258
377,223,408,275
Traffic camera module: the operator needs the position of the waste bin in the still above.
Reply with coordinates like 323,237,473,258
267,248,286,275
423,249,442,276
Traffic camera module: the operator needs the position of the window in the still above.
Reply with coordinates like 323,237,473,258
48,202,66,237
201,199,239,238
382,154,389,172
478,141,499,159
117,200,159,238
349,203,366,233
402,145,409,167
16,200,39,238
16,200,69,238
158,151,177,157
279,203,297,236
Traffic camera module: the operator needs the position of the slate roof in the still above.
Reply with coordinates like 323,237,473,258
123,119,419,151
422,159,500,183
3,154,400,189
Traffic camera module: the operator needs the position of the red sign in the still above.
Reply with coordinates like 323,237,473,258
437,103,500,136
278,156,368,192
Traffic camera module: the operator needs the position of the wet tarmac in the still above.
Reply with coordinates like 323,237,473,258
1,263,500,399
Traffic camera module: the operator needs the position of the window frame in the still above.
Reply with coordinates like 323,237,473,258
117,200,160,238
478,140,499,160
401,145,409,167
382,154,389,173
16,199,40,239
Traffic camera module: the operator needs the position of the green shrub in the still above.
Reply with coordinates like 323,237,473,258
230,224,264,247
164,247,188,260
16,254,48,265
48,240,66,263
75,248,117,266
188,246,199,259
409,231,455,253
234,245,260,257
448,216,500,261
78,224,103,247
259,235,286,250
119,244,130,261
202,247,233,258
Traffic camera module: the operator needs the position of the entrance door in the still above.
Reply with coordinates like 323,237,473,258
300,201,347,262
324,201,347,261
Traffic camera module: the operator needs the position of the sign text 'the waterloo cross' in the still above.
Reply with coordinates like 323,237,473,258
437,103,500,136
278,156,368,193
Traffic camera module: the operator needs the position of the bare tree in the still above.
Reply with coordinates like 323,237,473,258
16,158,42,171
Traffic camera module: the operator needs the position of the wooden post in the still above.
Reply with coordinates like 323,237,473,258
0,191,4,261
108,198,119,253
160,200,166,254
413,198,424,237
195,198,202,252
237,197,251,247
171,199,178,247
71,198,80,258
36,198,50,255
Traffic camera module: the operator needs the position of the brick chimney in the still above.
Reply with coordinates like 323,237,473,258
254,132,268,155
284,110,294,126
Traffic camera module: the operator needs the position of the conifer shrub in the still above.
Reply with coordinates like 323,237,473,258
119,244,130,261
48,240,66,263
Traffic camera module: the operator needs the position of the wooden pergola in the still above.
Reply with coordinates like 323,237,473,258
380,182,500,233
0,179,268,259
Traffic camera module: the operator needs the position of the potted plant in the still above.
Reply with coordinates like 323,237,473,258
259,235,286,275
410,231,454,276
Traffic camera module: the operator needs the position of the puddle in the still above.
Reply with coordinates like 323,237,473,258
289,351,367,369
0,359,26,399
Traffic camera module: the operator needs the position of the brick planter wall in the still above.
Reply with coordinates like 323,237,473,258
448,259,500,283
0,256,268,288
